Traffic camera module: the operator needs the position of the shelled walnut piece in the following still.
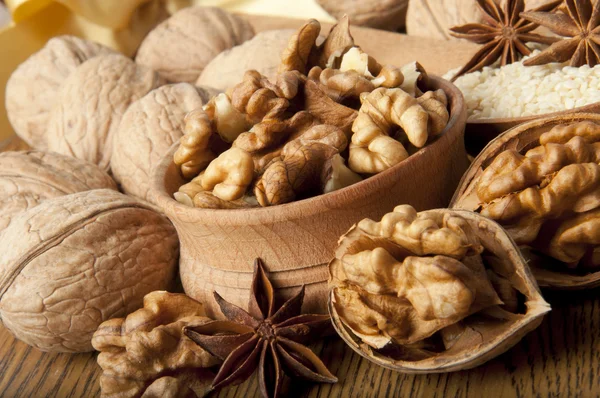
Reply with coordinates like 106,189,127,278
174,18,450,208
452,119,600,287
92,291,219,398
328,205,550,372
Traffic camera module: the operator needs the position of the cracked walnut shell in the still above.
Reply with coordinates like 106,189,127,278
452,114,600,289
0,150,117,233
329,205,549,372
136,6,254,83
93,291,219,398
0,189,179,353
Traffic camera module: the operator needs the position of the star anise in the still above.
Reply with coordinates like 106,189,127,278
449,0,562,81
183,259,337,398
521,0,600,66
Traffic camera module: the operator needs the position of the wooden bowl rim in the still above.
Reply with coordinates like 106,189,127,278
151,75,466,224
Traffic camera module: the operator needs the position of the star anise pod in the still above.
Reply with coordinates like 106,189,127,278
449,0,562,81
521,0,600,66
184,259,337,398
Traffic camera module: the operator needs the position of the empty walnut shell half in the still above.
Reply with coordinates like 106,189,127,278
0,189,179,353
451,113,600,289
328,205,549,373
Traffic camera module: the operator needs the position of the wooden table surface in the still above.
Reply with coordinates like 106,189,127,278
1,15,599,398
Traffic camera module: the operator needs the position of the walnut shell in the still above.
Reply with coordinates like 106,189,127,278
317,0,408,31
329,206,549,372
5,36,114,149
46,54,164,170
451,113,600,289
0,189,179,353
0,150,117,233
406,0,553,41
197,29,296,91
111,83,219,202
135,6,255,83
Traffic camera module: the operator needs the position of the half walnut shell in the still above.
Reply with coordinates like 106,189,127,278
328,206,549,373
451,113,600,289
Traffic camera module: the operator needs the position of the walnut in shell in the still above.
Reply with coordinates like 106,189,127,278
92,291,218,398
0,151,117,233
451,115,600,289
0,189,179,353
5,36,114,149
47,54,164,170
111,83,219,202
317,0,408,31
197,29,298,91
136,6,255,83
329,205,549,372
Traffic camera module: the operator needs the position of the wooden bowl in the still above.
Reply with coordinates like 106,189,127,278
453,112,600,289
464,102,600,156
150,76,469,318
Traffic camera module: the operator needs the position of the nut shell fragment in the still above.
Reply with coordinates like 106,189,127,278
0,189,179,352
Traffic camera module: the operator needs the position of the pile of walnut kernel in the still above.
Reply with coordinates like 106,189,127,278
173,17,450,208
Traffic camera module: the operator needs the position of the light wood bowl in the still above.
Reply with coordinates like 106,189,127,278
150,76,469,318
465,102,600,156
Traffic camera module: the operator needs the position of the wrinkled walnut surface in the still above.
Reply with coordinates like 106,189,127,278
5,36,114,149
0,189,179,353
197,29,298,91
452,118,600,288
329,205,549,372
0,150,116,233
93,291,218,398
111,83,218,202
47,54,164,171
136,6,255,83
317,0,408,31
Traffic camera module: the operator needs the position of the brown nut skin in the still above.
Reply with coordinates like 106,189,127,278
111,83,218,203
92,291,218,398
328,206,549,373
0,189,179,353
451,113,600,289
5,36,115,149
197,29,297,91
47,54,164,171
136,6,255,83
0,151,117,234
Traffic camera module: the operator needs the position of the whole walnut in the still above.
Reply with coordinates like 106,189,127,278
47,54,164,170
317,0,408,31
0,189,179,353
0,151,116,233
111,83,219,202
406,0,552,41
5,36,114,149
197,29,297,91
136,6,254,83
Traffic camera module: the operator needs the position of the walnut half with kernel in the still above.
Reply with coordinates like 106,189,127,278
328,205,549,372
452,114,600,289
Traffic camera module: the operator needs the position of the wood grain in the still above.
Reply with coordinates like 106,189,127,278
1,288,599,397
